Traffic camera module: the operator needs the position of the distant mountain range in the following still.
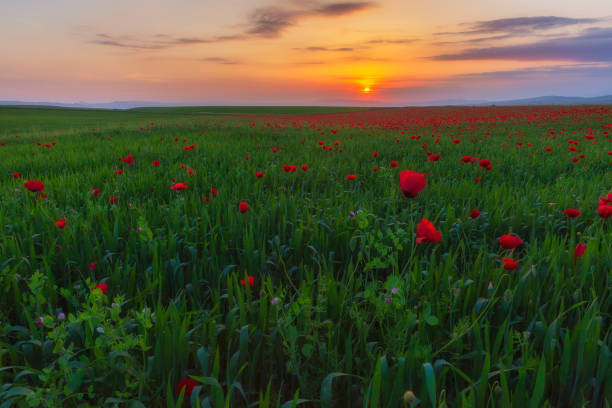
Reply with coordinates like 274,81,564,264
1,95,612,109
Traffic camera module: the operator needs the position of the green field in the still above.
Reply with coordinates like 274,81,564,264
0,105,610,407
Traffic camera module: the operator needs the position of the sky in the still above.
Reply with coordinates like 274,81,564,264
2,0,612,105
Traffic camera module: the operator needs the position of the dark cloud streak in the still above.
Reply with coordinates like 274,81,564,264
430,27,612,61
246,2,377,38
91,2,378,49
436,16,599,36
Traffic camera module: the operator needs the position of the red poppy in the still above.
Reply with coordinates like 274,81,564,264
598,203,612,218
461,156,478,163
428,154,441,162
171,183,188,191
416,218,441,243
501,257,519,270
347,174,356,180
93,282,107,294
564,208,581,218
470,209,481,219
239,201,249,213
210,187,218,197
240,276,255,286
302,165,308,171
114,169,123,175
499,234,523,249
91,188,101,195
90,261,98,271
574,243,586,258
372,151,378,157
475,177,482,183
55,218,66,229
399,170,426,198
152,160,160,166
11,172,19,179
122,155,134,165
24,180,45,192
176,378,197,396
390,161,398,168
108,197,118,203
479,159,492,170
255,172,264,178
37,193,47,199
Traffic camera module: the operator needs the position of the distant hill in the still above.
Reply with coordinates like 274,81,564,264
1,95,612,109
0,100,177,109
483,95,612,106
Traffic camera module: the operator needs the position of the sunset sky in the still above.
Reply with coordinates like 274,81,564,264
2,0,612,105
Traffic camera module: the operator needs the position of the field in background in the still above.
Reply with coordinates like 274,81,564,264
0,105,610,407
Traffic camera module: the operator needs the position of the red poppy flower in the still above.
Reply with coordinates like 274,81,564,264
109,197,118,203
428,154,441,162
470,209,481,219
239,201,249,213
399,170,426,198
24,180,45,192
461,156,478,163
302,165,308,171
90,261,98,271
114,169,123,175
372,151,378,157
55,218,66,229
416,218,441,243
255,172,264,178
564,208,581,218
93,282,108,294
240,276,255,286
176,378,197,396
479,159,492,170
499,234,523,249
574,243,586,258
37,193,47,199
347,174,356,180
598,203,612,218
152,160,160,166
501,257,519,270
211,187,218,197
91,188,101,195
122,155,134,165
390,161,398,168
171,183,188,191
11,172,19,179
475,177,482,183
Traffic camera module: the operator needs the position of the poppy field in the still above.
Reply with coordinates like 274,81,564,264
0,104,611,407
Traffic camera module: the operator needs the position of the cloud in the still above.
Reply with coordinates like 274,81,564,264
197,57,240,65
91,2,378,49
366,38,416,44
453,63,612,80
296,46,355,51
437,16,600,36
246,2,377,38
430,27,612,61
90,33,215,49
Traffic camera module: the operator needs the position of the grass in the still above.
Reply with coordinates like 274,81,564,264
0,105,610,407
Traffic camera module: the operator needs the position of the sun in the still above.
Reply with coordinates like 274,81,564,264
363,87,371,93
